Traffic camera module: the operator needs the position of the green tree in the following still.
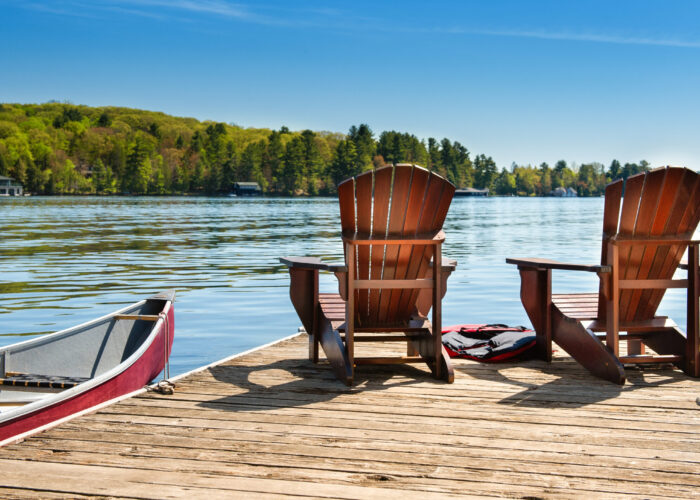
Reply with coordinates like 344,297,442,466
330,139,358,186
97,112,112,127
608,159,621,180
281,136,305,195
221,141,239,193
514,165,538,195
473,154,497,190
348,124,374,171
124,136,151,193
494,169,516,195
300,130,323,195
427,137,441,172
263,131,283,192
377,131,427,165
133,157,151,194
92,159,115,194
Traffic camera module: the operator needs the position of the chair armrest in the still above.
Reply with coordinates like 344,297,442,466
279,256,326,270
429,258,457,272
279,256,348,273
678,257,700,271
326,262,348,273
506,257,610,273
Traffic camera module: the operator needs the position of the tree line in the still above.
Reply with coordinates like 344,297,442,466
0,102,651,196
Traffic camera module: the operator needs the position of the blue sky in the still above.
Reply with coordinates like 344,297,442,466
1,0,699,170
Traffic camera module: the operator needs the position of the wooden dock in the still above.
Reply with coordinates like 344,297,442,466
2,333,700,498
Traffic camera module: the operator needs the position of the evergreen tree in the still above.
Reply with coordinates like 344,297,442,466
221,141,238,193
552,159,568,188
348,124,374,171
538,162,552,195
125,136,150,193
281,136,305,195
92,159,115,193
300,130,323,195
427,138,440,172
263,131,283,192
609,159,621,180
473,154,497,190
438,138,453,180
330,139,358,186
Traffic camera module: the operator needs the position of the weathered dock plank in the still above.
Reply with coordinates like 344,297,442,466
2,333,700,498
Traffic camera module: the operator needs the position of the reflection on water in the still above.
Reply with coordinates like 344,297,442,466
0,196,689,375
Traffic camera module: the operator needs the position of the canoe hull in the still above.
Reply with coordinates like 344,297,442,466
0,295,174,444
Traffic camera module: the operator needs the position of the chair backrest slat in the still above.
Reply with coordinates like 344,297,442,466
355,172,373,321
340,164,454,327
377,166,414,323
367,167,393,325
338,179,355,234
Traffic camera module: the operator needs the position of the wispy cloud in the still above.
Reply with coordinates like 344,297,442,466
115,0,250,19
23,2,103,19
20,0,328,28
439,27,700,49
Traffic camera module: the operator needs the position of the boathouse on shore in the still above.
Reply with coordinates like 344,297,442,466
233,182,261,196
454,187,488,197
0,175,23,196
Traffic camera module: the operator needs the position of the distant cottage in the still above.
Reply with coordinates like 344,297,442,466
233,182,261,196
550,187,577,197
454,187,489,197
0,175,23,196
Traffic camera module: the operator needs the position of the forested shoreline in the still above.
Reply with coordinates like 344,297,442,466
0,102,651,196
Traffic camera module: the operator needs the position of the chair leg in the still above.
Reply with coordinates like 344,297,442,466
308,329,319,363
687,244,699,377
318,318,353,386
642,327,687,361
288,267,319,338
518,268,552,362
551,306,626,384
439,346,455,383
410,324,454,384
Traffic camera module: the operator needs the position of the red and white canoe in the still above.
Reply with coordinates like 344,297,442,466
0,291,175,445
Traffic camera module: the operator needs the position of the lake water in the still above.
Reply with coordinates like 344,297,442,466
0,196,689,376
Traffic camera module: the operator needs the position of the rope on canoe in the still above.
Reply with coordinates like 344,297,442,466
146,310,175,395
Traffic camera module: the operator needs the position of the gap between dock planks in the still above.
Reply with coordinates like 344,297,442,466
2,333,700,499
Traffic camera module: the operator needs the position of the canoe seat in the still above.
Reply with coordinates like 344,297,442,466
0,372,90,390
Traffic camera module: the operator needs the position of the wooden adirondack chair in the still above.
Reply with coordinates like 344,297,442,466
507,166,700,384
280,164,457,385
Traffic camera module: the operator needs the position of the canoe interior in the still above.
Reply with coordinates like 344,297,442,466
0,300,163,381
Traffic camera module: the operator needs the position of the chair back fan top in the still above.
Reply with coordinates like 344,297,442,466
337,164,455,327
598,166,700,321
